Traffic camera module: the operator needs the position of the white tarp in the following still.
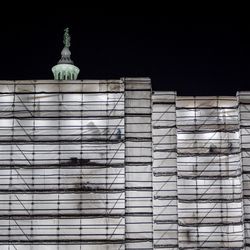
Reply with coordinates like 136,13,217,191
0,81,125,249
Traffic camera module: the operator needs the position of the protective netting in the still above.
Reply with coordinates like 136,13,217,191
152,92,177,249
176,96,244,249
124,78,153,249
1,80,249,250
238,91,250,248
0,80,125,250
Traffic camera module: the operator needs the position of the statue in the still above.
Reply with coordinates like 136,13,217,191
63,27,71,48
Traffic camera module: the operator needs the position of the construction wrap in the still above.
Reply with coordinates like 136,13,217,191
0,80,125,250
152,92,177,249
0,79,249,249
176,96,243,249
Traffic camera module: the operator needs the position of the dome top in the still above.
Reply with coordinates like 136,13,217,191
52,28,80,80
58,47,73,65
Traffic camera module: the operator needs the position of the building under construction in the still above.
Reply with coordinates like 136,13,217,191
0,29,249,249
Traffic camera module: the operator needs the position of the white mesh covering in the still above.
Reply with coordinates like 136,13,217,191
238,91,250,248
0,80,125,250
125,78,153,249
152,92,177,249
0,79,249,249
176,96,244,249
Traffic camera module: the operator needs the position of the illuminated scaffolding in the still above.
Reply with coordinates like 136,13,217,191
124,78,153,250
176,96,244,249
0,80,126,250
238,91,250,248
152,92,177,249
0,78,250,249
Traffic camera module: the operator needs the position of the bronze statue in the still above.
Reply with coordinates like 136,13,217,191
63,27,71,48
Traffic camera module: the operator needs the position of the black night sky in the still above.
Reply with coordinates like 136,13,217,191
0,7,249,95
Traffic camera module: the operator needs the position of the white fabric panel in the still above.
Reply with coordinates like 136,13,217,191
177,96,244,249
0,81,125,249
125,78,153,249
238,92,250,247
152,92,178,249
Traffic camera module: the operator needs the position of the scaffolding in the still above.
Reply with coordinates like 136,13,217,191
0,80,125,250
238,91,250,248
124,78,153,249
176,96,244,249
1,79,249,249
152,91,178,249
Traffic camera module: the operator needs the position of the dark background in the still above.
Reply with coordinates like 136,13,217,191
0,7,249,95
